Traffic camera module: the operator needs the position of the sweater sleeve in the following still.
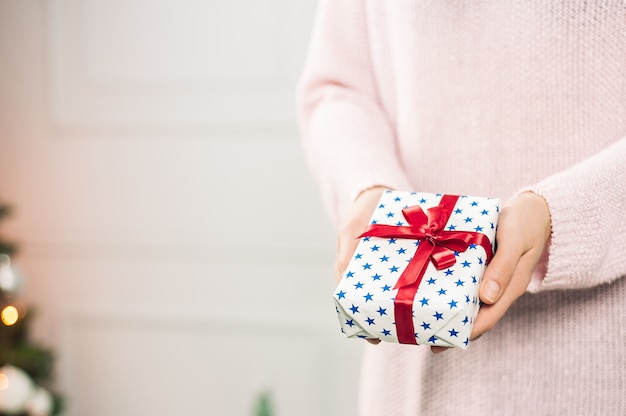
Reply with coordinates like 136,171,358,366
525,137,626,292
296,0,413,226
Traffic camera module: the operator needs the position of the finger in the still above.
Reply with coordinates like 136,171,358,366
472,283,519,338
335,229,361,283
366,338,381,345
471,253,536,338
430,346,449,354
479,243,521,304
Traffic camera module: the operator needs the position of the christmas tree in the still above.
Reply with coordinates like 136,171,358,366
0,203,63,416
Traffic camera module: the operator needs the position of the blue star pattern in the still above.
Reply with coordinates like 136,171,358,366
333,191,500,349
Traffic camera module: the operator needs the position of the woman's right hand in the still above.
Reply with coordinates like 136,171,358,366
335,186,388,345
335,186,388,283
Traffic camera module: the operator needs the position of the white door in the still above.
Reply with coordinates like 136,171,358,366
0,1,363,415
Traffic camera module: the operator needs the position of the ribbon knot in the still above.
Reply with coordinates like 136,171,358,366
357,194,494,344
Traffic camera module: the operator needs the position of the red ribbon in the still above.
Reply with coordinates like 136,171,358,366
358,194,494,344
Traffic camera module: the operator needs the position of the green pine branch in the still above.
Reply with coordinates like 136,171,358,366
0,204,11,219
0,203,16,255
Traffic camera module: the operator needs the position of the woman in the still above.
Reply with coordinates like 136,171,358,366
297,1,626,415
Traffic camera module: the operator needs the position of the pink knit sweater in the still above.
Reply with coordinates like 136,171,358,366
297,1,626,415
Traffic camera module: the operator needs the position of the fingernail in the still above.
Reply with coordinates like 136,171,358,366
482,280,501,303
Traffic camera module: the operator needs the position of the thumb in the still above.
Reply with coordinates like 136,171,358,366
479,243,521,305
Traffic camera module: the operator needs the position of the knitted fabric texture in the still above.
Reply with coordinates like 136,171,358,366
297,1,626,415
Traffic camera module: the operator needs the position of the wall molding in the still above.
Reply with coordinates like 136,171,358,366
62,306,327,336
18,239,334,266
44,0,308,132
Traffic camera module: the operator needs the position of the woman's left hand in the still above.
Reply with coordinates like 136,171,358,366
432,192,551,352
471,192,552,337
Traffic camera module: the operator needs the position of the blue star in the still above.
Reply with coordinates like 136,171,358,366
420,321,431,330
465,295,471,303
349,304,360,314
382,328,392,336
427,277,437,285
462,315,469,325
370,219,378,224
397,247,407,255
386,212,395,218
455,279,465,287
388,238,397,244
478,257,484,265
336,290,346,299
419,297,429,306
345,271,355,278
444,268,454,276
448,224,457,231
428,336,437,344
453,251,460,257
394,196,402,202
471,201,479,206
363,236,371,242
454,208,463,214
389,265,400,273
419,198,427,204
364,293,374,302
396,221,404,226
469,244,477,250
448,299,458,309
354,253,363,259
433,311,444,320
448,328,459,337
437,288,447,296
381,284,392,292
371,273,382,281
464,216,473,223
464,338,470,347
345,319,355,327
378,203,386,209
354,281,364,289
377,307,387,316
474,225,484,232
472,275,478,284
379,255,389,262
370,245,380,252
365,317,376,326
362,262,372,270
481,209,489,215
490,222,495,229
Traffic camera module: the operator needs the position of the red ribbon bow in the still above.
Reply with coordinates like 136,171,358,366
358,194,494,344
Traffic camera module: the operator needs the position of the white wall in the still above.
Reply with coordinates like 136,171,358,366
0,1,364,415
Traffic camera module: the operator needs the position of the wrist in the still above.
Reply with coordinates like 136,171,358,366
355,186,388,203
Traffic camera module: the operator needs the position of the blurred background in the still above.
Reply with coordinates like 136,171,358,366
0,1,363,415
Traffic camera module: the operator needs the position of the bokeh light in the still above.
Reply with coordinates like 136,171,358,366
1,305,19,326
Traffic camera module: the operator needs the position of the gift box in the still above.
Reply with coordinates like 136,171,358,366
334,191,500,348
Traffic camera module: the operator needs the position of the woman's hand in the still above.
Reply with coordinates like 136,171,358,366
335,186,388,345
335,186,388,283
470,192,552,338
431,192,551,353
338,189,551,351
